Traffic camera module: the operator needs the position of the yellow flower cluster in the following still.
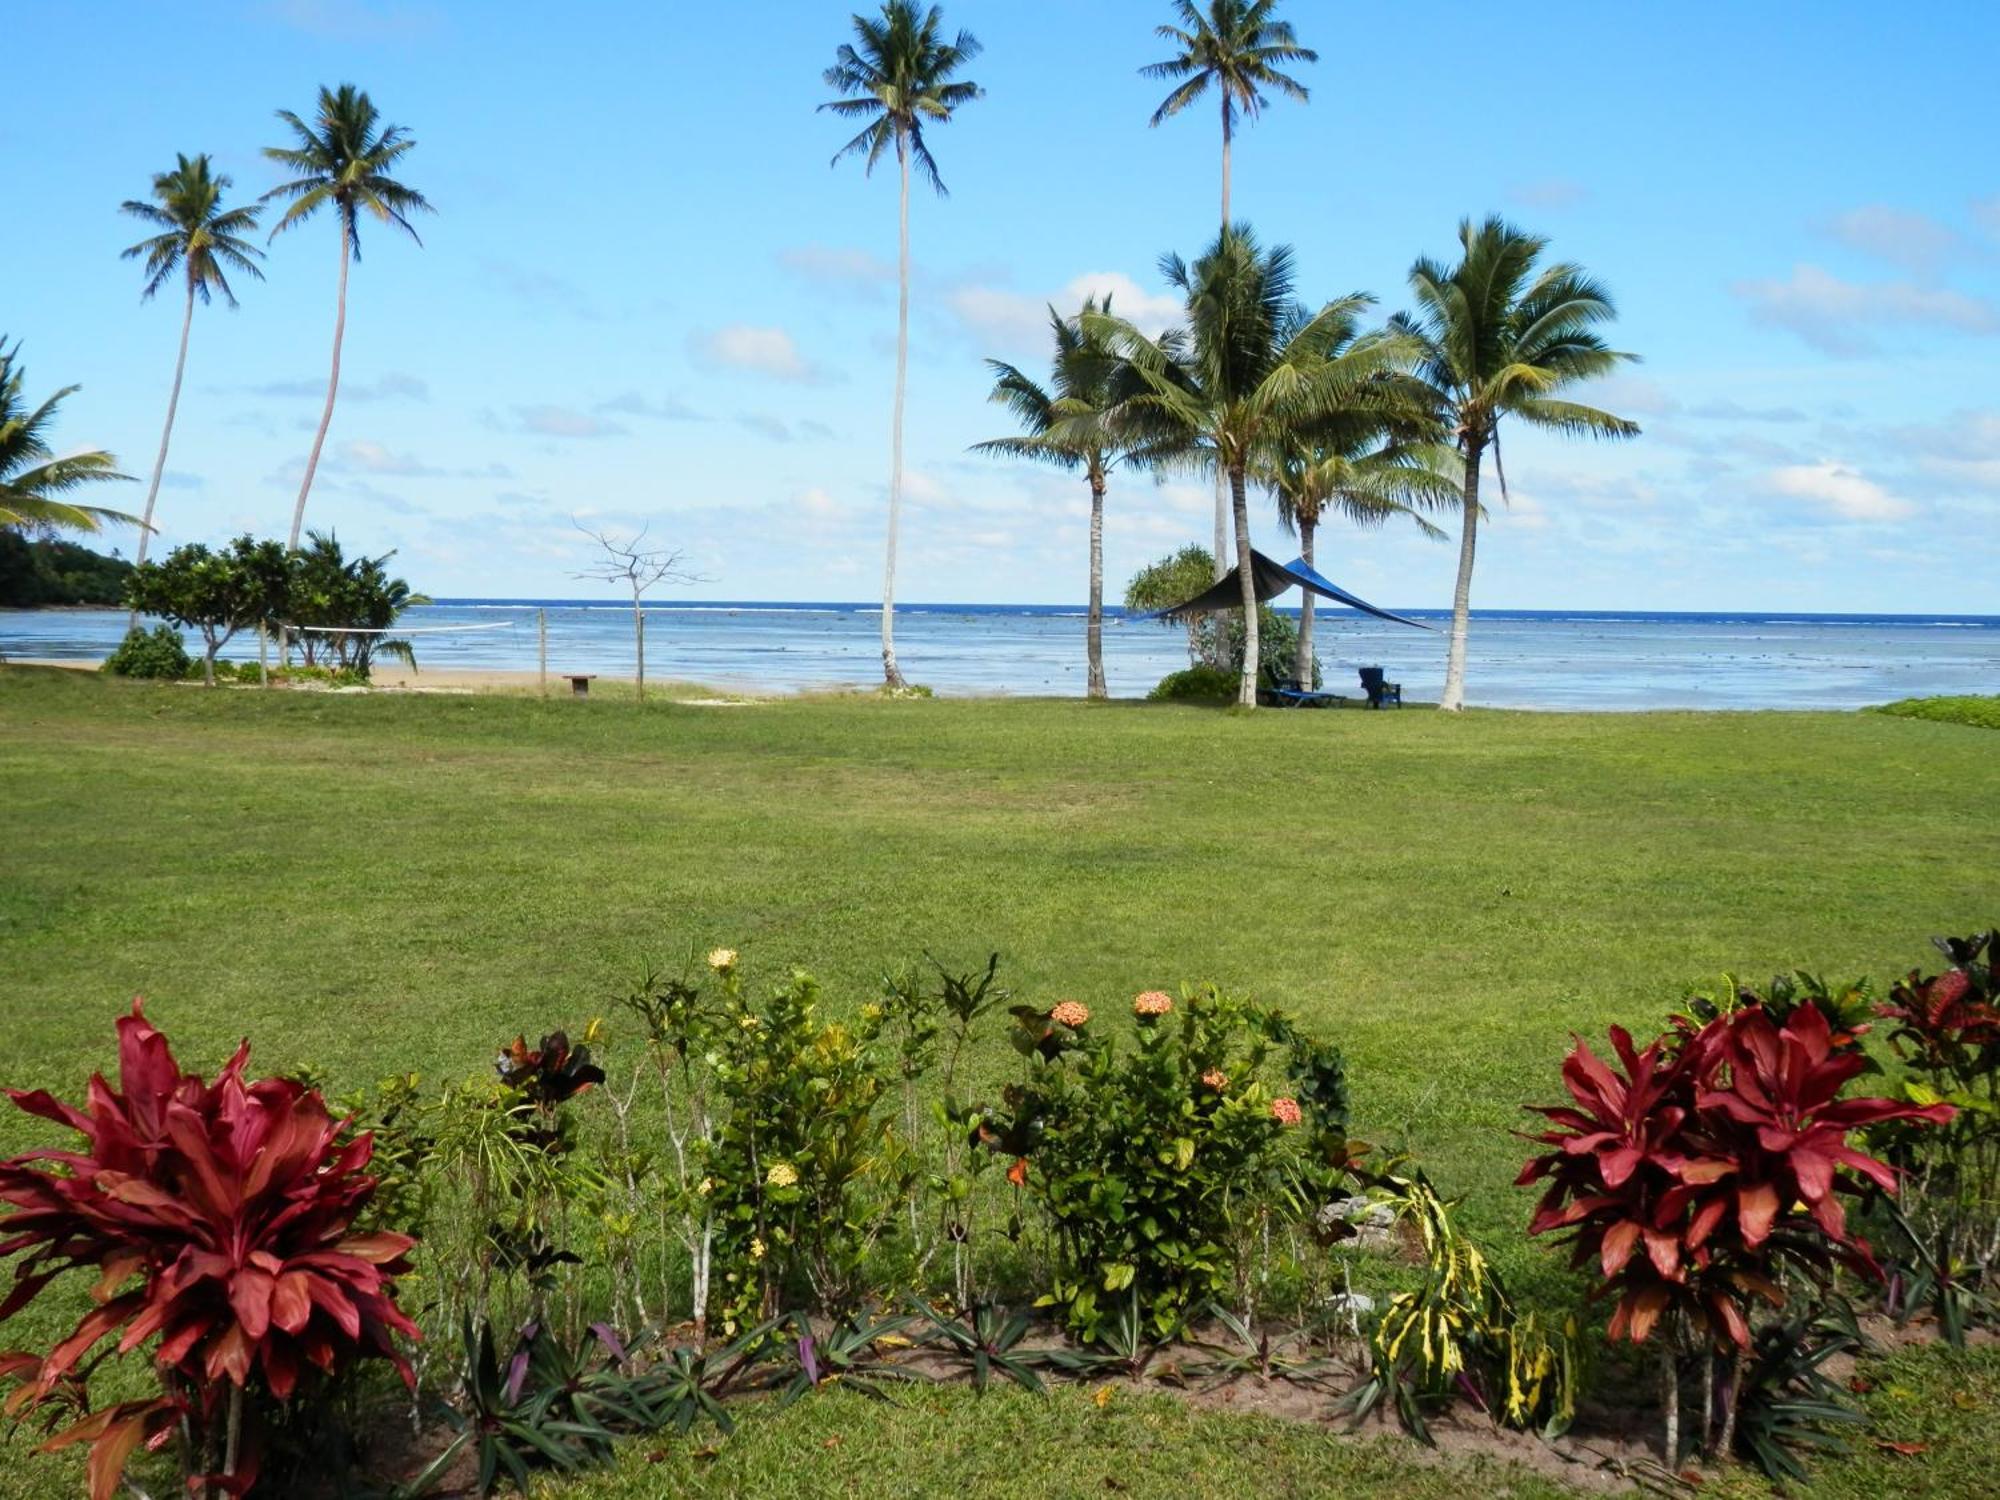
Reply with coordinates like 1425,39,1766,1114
765,1161,798,1188
707,947,738,972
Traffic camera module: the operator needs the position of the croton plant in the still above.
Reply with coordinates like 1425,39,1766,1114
1519,1000,1954,1350
0,1000,419,1498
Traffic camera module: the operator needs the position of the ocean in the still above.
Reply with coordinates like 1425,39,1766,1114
5,601,1997,710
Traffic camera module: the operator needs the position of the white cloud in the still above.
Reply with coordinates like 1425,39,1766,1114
1733,264,2000,355
336,440,440,476
1767,461,1914,522
690,325,828,383
948,270,1183,349
511,405,625,439
1820,204,1972,276
778,245,896,293
250,372,427,402
596,391,700,421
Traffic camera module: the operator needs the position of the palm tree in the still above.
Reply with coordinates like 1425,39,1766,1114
120,153,264,623
821,2,983,689
971,298,1140,699
262,84,431,552
0,338,136,534
1093,226,1408,708
1393,217,1639,711
1263,429,1457,689
1143,1,1316,578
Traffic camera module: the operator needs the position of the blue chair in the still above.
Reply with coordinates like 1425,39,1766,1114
1358,666,1402,709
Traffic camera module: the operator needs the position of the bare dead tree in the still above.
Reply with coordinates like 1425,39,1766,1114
571,519,701,702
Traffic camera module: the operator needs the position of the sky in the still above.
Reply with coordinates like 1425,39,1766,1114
9,0,2000,611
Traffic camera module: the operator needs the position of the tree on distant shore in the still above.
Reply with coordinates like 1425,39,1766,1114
120,154,264,626
1093,228,1406,708
1393,218,1638,711
0,338,137,536
820,2,983,689
262,85,431,553
1143,0,1316,578
971,297,1138,700
571,520,700,703
123,536,289,686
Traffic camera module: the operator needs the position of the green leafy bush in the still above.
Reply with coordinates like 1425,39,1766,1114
1872,695,2000,730
978,986,1340,1341
1148,665,1238,703
101,622,191,679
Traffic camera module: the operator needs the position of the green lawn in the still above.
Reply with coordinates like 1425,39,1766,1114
3,666,1998,1496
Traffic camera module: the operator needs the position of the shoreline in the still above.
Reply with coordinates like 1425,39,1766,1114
0,657,787,699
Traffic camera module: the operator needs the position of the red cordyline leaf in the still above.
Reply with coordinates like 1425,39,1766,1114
1520,999,1955,1350
0,1000,420,1497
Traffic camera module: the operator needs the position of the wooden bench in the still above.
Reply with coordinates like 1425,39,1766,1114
564,673,598,698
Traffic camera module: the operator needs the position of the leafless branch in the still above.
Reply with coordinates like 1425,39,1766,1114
570,519,704,600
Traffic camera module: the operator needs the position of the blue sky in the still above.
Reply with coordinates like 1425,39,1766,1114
11,0,2000,610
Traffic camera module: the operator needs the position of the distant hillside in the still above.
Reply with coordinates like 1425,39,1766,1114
0,531,134,607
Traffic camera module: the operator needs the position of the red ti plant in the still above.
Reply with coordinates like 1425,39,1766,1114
1520,1001,1951,1461
0,1001,419,1498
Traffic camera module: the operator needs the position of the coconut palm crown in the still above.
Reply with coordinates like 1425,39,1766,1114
972,297,1145,699
0,339,136,535
1091,226,1411,708
1143,0,1316,220
1392,215,1639,710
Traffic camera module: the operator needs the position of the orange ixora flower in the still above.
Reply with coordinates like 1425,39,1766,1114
1050,1000,1091,1028
1270,1097,1303,1127
1200,1069,1228,1091
1133,990,1174,1018
1007,1157,1030,1188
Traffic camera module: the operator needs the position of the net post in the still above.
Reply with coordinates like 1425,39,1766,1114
538,609,548,697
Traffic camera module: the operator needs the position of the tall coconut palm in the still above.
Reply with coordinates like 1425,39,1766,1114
0,338,136,535
261,84,431,552
821,2,982,689
1143,0,1316,577
120,153,264,623
971,297,1141,699
1093,226,1408,709
1263,429,1457,689
1393,217,1638,711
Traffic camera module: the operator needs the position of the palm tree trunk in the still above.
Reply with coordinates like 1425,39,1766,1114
1211,102,1232,582
290,218,351,553
1439,440,1482,712
1086,469,1106,699
129,281,196,633
880,132,912,688
1230,462,1258,708
1297,517,1316,692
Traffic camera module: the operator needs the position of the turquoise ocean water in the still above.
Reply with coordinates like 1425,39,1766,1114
5,601,1996,710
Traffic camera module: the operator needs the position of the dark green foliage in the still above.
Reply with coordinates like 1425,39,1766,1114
287,531,424,677
122,534,288,684
0,532,132,606
1732,1300,1871,1482
1148,664,1237,703
101,623,191,679
777,1309,923,1404
1871,694,2000,730
914,1300,1050,1393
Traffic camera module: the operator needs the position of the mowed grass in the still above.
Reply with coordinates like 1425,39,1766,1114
3,665,1999,1496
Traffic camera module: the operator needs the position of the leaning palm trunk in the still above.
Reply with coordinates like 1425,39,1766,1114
1229,463,1258,708
1086,471,1107,698
291,221,350,553
880,133,913,688
1439,442,1482,712
1296,516,1317,692
129,282,197,632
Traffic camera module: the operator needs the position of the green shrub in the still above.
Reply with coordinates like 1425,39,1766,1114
101,623,191,679
1148,665,1237,703
1872,694,2000,730
979,986,1341,1341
